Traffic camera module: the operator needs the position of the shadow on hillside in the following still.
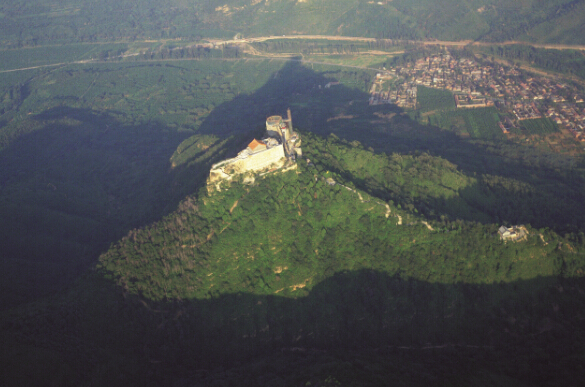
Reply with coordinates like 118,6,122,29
197,60,585,233
2,59,585,310
6,269,585,386
0,107,252,309
194,60,486,168
3,60,582,302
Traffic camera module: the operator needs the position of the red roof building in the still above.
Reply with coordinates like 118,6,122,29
248,139,267,153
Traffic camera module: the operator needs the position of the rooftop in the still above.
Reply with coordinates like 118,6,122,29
248,138,266,151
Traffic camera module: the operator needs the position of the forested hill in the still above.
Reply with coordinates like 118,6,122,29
6,132,584,385
103,146,562,292
3,0,585,47
98,131,585,300
2,128,585,384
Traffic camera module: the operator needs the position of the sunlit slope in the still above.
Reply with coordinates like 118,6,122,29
2,0,585,46
518,1,585,45
98,134,573,303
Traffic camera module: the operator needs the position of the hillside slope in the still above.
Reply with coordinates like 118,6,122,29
2,0,585,47
4,134,584,385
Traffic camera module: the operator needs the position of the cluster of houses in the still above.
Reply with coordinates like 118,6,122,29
370,54,516,109
369,79,417,109
368,53,585,139
512,102,541,121
544,103,585,141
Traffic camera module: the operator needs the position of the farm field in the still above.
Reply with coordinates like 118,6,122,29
428,107,503,140
417,85,456,113
521,117,559,135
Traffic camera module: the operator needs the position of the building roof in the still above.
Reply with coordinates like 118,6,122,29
248,138,266,151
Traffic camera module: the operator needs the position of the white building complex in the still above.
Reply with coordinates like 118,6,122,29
208,109,301,185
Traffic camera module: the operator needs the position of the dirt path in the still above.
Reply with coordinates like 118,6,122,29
0,52,140,74
336,182,403,225
421,221,434,231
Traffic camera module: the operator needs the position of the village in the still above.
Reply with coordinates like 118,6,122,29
369,53,585,141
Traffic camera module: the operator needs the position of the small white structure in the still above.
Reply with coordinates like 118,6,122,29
498,225,528,242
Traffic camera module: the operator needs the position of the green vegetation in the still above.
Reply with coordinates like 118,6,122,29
250,39,391,55
428,107,503,140
303,133,585,236
416,85,456,113
0,59,290,308
520,117,559,135
2,39,585,385
518,1,585,45
0,60,284,148
481,44,585,81
0,43,131,71
4,0,585,383
0,58,380,308
1,56,582,311
1,0,585,49
103,135,578,302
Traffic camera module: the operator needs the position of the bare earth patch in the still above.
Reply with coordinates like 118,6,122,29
290,278,311,291
273,266,288,274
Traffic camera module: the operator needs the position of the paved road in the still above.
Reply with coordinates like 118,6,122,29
0,49,393,75
210,34,585,51
3,34,585,74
